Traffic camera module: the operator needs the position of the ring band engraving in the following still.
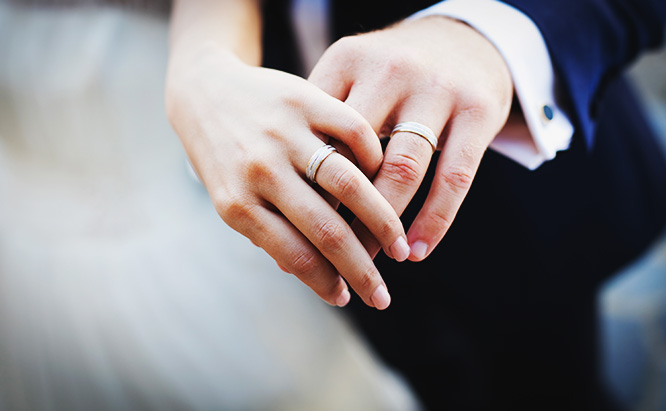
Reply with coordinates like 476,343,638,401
390,121,438,152
306,144,337,184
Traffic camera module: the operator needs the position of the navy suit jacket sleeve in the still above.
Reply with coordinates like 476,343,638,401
502,0,666,148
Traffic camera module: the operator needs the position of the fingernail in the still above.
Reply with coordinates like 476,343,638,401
336,289,351,307
389,237,410,262
410,241,429,260
370,285,391,310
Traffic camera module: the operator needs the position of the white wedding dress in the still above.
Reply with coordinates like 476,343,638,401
0,3,419,410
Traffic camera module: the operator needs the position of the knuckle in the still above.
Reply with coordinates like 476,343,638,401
378,216,402,239
467,73,513,115
380,51,417,80
320,277,344,301
330,168,361,200
382,153,424,186
356,265,379,293
473,94,496,113
329,36,359,56
459,140,485,165
291,249,320,278
282,90,307,112
461,92,494,117
439,165,474,193
245,152,278,186
426,209,454,233
291,250,341,302
429,73,456,96
320,37,360,67
214,192,257,225
468,97,508,129
344,115,372,140
314,218,348,254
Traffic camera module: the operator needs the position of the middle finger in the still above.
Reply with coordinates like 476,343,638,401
353,100,452,258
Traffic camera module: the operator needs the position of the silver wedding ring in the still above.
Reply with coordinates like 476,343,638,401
390,121,438,152
306,144,337,184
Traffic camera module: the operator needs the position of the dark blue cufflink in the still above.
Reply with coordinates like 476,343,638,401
542,104,554,122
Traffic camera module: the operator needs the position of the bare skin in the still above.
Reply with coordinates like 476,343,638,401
309,16,514,262
165,0,411,309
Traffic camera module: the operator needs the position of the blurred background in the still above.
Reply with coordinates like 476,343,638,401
0,2,663,410
599,43,666,411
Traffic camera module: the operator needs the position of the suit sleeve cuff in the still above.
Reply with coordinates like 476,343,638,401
410,0,574,170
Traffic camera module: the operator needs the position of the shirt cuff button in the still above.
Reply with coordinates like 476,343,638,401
541,104,554,123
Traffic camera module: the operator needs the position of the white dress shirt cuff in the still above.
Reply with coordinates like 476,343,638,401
410,0,574,170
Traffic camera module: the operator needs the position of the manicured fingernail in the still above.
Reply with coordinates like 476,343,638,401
410,241,428,260
370,285,391,310
389,237,410,262
336,289,351,307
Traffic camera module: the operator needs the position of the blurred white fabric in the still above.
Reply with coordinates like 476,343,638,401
0,3,419,410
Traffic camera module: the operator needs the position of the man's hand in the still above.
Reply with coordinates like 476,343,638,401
309,16,513,261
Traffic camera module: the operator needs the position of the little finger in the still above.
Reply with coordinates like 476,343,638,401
220,199,350,306
264,175,391,310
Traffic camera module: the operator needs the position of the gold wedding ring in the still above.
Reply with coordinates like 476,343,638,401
306,144,337,184
390,121,438,152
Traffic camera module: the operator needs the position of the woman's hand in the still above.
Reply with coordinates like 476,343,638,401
166,44,409,309
309,16,514,261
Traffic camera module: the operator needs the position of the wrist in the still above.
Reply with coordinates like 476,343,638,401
168,40,242,76
165,43,245,132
